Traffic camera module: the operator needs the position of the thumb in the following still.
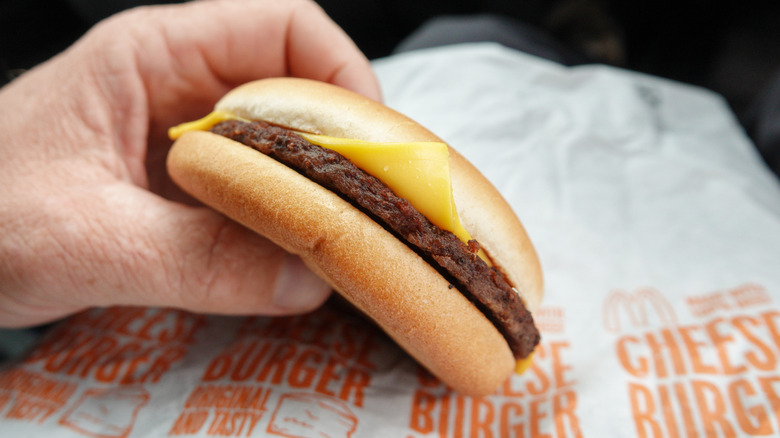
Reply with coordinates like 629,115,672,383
118,186,334,315
3,182,332,326
147,205,333,317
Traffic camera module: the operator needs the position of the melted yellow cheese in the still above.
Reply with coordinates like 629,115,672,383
168,111,246,140
298,133,474,246
515,353,534,374
169,111,480,253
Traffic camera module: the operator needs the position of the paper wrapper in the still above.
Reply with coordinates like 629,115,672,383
2,43,780,437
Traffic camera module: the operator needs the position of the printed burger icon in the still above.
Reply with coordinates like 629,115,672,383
167,78,543,395
267,393,357,438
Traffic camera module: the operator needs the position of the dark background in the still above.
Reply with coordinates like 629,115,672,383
2,0,780,169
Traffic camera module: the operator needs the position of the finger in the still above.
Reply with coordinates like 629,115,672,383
284,0,383,101
91,184,333,315
1,182,332,327
87,0,381,130
77,0,381,196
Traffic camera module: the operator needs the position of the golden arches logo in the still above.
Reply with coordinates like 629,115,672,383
603,288,676,333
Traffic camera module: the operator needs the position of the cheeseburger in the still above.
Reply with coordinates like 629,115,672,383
166,78,542,396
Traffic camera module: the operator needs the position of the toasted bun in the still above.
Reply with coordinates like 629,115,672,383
167,78,543,396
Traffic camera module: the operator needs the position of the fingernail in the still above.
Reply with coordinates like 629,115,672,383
273,254,331,311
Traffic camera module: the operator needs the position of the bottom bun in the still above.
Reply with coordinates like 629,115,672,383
167,130,515,395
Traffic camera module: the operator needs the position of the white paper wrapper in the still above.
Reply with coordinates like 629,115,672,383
2,43,780,437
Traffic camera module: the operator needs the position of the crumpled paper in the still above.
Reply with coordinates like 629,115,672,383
2,43,780,437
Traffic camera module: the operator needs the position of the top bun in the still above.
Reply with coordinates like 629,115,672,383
169,78,542,395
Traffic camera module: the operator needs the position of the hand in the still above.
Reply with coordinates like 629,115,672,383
0,0,382,327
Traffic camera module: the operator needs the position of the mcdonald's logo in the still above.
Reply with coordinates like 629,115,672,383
603,288,676,333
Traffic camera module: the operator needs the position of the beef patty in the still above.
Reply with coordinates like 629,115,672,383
210,120,539,359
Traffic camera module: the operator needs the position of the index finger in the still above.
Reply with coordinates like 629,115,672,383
90,0,381,131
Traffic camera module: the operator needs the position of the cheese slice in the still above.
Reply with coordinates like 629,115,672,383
168,111,246,140
298,133,475,246
515,353,534,374
169,112,479,249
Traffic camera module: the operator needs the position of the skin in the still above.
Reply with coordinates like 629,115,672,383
0,0,382,327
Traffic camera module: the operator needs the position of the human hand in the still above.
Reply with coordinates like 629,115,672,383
0,0,381,327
